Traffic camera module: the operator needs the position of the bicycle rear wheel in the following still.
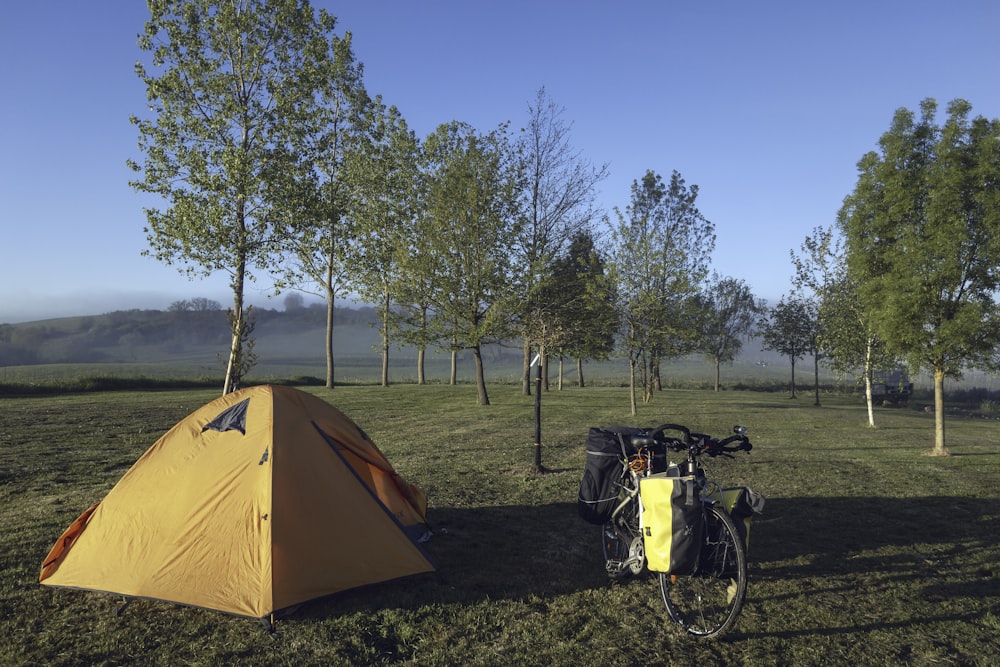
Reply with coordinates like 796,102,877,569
659,503,747,638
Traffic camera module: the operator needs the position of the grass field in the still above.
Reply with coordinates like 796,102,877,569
2,384,998,665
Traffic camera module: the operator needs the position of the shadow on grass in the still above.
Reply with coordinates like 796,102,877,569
296,502,608,621
296,495,1000,626
727,495,1000,640
752,496,1000,573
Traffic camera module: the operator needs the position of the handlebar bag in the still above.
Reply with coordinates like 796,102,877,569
639,475,703,575
577,427,642,524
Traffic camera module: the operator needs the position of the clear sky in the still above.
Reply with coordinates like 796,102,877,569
2,1,998,324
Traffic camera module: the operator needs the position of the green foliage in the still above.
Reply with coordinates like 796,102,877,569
266,17,368,387
2,386,998,665
695,274,764,390
132,0,328,277
794,227,893,377
611,170,715,409
760,294,817,398
839,98,1000,451
130,0,350,393
761,295,814,361
346,101,422,386
539,231,617,365
840,98,1000,377
419,121,524,404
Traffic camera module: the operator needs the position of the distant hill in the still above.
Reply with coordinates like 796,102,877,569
6,303,866,392
0,304,549,386
0,305,385,367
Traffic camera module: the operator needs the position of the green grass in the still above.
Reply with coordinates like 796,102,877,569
2,385,998,665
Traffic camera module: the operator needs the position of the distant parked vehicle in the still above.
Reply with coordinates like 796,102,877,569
872,367,913,406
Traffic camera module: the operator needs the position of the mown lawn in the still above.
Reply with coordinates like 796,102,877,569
1,384,998,666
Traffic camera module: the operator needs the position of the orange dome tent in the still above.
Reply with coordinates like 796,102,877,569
39,385,435,627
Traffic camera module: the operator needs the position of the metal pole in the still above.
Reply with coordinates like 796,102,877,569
532,352,542,471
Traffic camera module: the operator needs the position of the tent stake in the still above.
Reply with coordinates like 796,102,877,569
116,598,132,617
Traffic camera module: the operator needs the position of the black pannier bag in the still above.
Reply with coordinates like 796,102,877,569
578,426,643,524
720,486,766,551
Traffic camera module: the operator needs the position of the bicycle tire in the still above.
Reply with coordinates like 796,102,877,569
659,503,747,638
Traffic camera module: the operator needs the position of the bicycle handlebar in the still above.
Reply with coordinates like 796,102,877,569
630,423,752,458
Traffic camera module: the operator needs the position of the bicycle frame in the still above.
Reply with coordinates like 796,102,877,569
602,451,651,577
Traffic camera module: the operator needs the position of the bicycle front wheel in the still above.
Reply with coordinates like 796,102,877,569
659,503,748,639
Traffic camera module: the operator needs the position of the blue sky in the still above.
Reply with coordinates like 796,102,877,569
2,1,998,323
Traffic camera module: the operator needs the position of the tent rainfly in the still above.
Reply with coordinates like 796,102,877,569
39,385,435,627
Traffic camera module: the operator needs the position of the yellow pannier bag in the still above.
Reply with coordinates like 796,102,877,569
639,475,703,575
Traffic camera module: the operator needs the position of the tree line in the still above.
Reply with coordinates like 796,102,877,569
128,0,730,407
129,2,1000,454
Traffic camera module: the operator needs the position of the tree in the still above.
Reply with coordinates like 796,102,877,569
840,98,1000,454
190,297,222,312
269,14,368,389
528,230,616,391
395,232,438,385
549,231,618,388
793,225,895,425
283,292,305,312
514,88,608,395
802,300,824,406
611,170,714,414
695,274,763,392
131,0,342,394
346,100,421,387
761,295,814,399
421,121,523,405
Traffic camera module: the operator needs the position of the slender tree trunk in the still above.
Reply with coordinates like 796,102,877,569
522,341,531,396
932,367,949,456
223,259,246,395
223,155,249,396
789,357,797,399
864,373,875,426
558,355,564,391
577,357,585,388
629,355,638,416
714,356,721,391
324,287,335,389
450,349,457,385
864,339,875,427
541,345,549,392
813,354,820,406
643,353,653,404
417,305,427,385
472,344,490,405
533,353,543,471
381,335,390,387
380,290,390,387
